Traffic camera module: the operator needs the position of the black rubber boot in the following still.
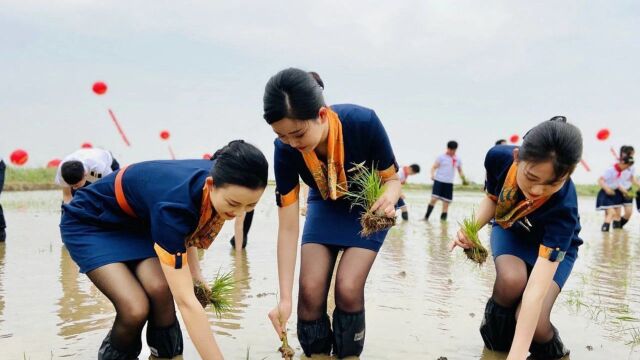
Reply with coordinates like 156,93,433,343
528,325,570,360
620,218,629,228
425,205,434,220
601,223,610,232
98,331,142,360
440,212,448,222
146,320,184,358
612,220,622,229
297,313,333,357
332,308,365,358
479,298,517,352
401,211,409,221
230,210,254,249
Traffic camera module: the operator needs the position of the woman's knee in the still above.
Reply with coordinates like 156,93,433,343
493,272,527,304
144,278,172,303
335,278,363,311
117,297,150,326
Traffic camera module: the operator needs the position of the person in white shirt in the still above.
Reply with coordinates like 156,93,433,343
0,156,5,242
425,141,466,222
596,155,634,232
55,148,120,204
618,146,640,228
397,164,420,220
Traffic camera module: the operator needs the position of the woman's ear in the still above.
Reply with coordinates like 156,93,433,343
318,106,329,124
206,176,214,188
512,147,520,163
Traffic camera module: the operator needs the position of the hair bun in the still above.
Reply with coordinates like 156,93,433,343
549,116,567,123
308,71,324,89
211,140,246,160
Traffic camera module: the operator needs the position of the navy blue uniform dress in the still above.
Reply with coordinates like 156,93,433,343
60,160,213,274
485,146,582,288
274,104,398,252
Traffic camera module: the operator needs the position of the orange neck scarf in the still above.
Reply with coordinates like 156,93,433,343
185,180,226,249
301,108,348,200
495,162,550,229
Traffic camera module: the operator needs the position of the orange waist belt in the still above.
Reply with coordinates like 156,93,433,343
115,165,137,218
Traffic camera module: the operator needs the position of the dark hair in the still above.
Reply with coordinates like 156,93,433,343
621,145,634,157
621,155,635,166
61,160,85,185
263,68,325,124
209,140,268,190
447,141,458,150
519,116,583,182
410,164,421,173
495,139,507,145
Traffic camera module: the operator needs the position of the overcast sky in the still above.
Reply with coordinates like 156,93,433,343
1,1,638,184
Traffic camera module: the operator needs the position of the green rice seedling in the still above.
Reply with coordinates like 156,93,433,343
194,270,238,318
459,212,488,264
343,162,396,236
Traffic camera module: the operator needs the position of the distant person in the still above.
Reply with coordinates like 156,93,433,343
0,156,5,242
597,155,634,231
55,148,120,204
397,164,421,220
229,209,254,250
495,139,507,145
618,146,639,228
425,141,466,222
451,116,583,359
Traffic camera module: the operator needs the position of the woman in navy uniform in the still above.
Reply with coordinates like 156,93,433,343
60,141,268,360
452,117,583,360
263,68,401,358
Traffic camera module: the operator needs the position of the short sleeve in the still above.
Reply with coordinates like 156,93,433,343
456,157,463,169
484,151,500,201
368,111,398,180
539,205,578,262
150,203,196,268
274,141,301,207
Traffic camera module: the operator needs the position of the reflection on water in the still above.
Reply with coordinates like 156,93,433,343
56,246,113,344
0,189,639,359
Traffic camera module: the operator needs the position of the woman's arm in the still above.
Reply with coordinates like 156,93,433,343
599,177,615,195
62,187,73,204
430,161,439,180
451,196,496,250
187,247,205,284
161,262,223,360
268,201,300,336
233,213,246,252
507,258,559,360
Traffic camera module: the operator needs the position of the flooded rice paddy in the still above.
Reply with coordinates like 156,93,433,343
0,188,639,359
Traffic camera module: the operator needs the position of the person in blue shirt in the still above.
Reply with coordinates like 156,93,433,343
60,141,268,360
263,68,401,358
451,117,583,360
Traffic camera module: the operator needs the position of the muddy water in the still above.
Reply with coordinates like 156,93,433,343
0,188,639,359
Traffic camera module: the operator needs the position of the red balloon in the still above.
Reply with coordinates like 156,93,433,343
47,159,62,168
10,149,29,166
202,153,212,160
509,134,520,144
596,128,610,141
160,130,171,140
81,142,93,149
92,81,107,95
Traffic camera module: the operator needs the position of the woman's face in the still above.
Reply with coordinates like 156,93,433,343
270,108,328,153
513,149,568,200
209,182,264,221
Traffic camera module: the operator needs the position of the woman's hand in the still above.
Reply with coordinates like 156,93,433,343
370,193,397,218
605,188,616,196
450,228,473,251
268,300,292,337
